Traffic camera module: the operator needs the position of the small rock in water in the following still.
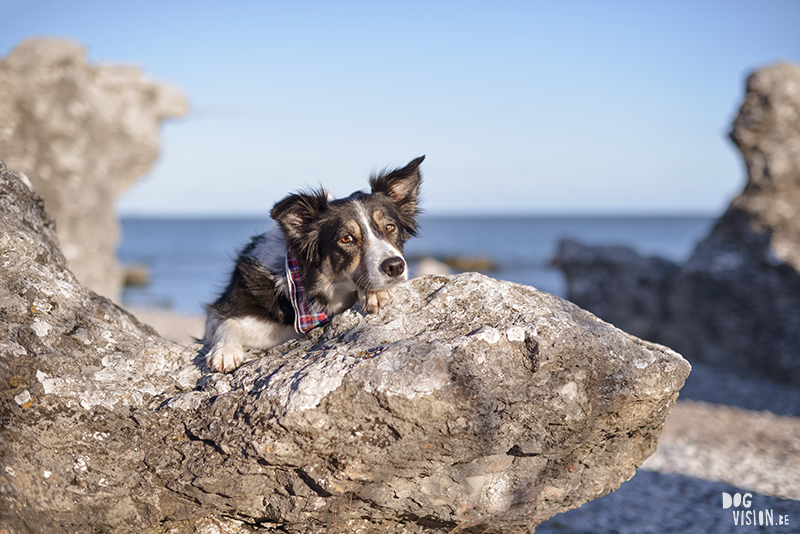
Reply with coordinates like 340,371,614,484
442,255,498,272
413,256,453,276
123,263,151,287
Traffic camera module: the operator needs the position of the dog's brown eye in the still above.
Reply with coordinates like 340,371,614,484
340,235,354,244
385,224,395,233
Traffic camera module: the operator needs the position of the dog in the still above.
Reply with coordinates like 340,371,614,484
204,156,424,372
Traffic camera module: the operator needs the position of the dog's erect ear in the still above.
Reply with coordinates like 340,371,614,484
270,189,329,241
370,156,424,236
370,156,424,204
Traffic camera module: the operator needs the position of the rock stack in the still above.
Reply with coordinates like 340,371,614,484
0,38,188,301
557,62,800,385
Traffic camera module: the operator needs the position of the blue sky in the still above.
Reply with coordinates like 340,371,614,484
1,1,799,216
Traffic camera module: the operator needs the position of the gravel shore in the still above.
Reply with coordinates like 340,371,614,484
127,306,205,346
539,362,800,532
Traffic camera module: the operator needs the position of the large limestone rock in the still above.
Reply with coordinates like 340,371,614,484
0,38,188,301
0,160,690,533
557,62,800,384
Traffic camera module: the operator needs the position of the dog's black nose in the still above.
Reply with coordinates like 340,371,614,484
381,257,406,278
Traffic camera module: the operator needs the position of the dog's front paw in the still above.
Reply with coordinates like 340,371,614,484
359,289,393,313
206,341,246,373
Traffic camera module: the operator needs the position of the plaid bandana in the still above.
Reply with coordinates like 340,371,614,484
285,253,330,334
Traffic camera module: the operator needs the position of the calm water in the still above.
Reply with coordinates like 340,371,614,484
119,216,715,314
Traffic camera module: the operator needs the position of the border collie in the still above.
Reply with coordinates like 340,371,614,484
204,156,424,372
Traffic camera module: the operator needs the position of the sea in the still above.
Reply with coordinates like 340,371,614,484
118,216,716,315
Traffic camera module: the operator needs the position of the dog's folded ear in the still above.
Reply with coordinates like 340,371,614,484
270,189,329,240
370,155,424,236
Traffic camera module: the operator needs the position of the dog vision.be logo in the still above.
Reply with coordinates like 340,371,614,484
723,492,790,527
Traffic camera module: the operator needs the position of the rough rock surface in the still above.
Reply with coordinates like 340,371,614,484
557,62,800,385
0,38,188,301
0,159,690,533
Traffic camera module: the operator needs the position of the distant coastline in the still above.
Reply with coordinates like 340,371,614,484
119,215,715,314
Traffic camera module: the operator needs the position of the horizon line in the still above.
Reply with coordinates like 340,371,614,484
118,209,721,220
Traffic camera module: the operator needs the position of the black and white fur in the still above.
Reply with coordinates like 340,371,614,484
204,156,424,372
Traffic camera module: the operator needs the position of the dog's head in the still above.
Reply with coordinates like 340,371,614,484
271,156,424,293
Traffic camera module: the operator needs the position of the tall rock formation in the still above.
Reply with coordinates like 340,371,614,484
0,159,690,533
0,38,188,301
557,62,800,385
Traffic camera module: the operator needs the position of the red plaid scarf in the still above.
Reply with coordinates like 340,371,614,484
285,253,330,334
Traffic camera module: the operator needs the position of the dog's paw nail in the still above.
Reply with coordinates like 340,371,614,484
374,289,393,309
207,344,245,373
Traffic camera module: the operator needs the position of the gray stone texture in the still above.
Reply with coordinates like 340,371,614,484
557,62,800,385
0,159,690,533
0,38,188,301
